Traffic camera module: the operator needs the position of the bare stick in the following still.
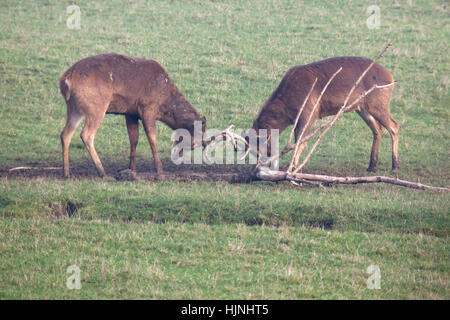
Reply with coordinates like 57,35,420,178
285,67,342,172
291,173,449,192
260,116,343,167
287,77,318,146
9,166,61,172
344,82,395,112
256,167,449,192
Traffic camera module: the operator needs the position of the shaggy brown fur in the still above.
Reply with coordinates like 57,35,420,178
59,53,206,177
252,56,399,172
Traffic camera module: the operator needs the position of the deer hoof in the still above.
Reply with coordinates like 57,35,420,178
116,169,137,181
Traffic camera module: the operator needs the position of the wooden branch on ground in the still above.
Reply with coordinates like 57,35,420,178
9,166,61,172
256,167,449,191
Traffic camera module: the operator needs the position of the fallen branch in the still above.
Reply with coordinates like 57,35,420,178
256,167,449,191
9,166,61,172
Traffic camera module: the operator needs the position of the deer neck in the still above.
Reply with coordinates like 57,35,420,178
161,91,200,130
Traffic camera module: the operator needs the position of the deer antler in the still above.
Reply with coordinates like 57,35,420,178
203,125,252,163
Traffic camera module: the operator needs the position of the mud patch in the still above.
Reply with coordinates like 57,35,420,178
2,159,257,183
117,169,255,183
48,200,83,218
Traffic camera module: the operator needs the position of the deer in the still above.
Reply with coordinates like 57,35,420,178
246,56,399,172
59,53,206,178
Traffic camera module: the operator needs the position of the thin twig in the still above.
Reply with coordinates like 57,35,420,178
286,67,342,172
287,77,318,146
9,166,61,172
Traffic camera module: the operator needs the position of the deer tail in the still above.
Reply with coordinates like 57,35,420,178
59,74,71,101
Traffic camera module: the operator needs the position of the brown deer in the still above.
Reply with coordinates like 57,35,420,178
248,56,399,172
59,53,206,178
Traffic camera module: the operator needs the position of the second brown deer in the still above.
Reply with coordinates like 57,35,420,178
247,56,399,172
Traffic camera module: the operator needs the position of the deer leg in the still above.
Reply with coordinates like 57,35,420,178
141,116,163,174
369,112,400,171
60,103,84,178
384,116,400,171
365,86,399,170
80,114,106,177
357,109,383,172
125,114,139,172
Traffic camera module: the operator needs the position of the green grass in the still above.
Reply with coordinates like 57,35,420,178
0,0,449,299
1,179,449,237
1,218,447,299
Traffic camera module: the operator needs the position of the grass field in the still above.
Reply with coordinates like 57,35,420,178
0,0,448,299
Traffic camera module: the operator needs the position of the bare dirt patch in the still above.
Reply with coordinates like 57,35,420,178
47,200,83,219
1,159,257,183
